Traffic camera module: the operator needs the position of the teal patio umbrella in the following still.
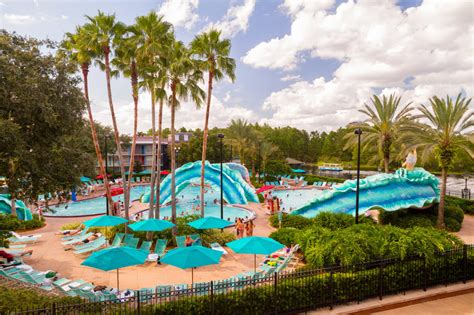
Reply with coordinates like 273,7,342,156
129,219,175,232
138,170,152,175
83,215,128,228
81,246,147,290
187,216,231,229
227,236,284,273
80,176,91,183
161,245,223,284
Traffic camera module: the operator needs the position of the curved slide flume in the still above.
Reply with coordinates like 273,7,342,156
142,161,258,205
292,168,440,218
0,194,33,220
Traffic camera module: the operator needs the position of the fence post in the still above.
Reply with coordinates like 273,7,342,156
444,252,449,287
51,302,56,315
210,281,214,315
422,257,427,292
274,272,278,315
329,270,334,310
136,290,141,315
463,245,468,284
378,263,384,300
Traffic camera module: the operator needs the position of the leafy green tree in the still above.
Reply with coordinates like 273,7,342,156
191,29,236,217
403,94,473,228
345,94,414,172
0,31,93,213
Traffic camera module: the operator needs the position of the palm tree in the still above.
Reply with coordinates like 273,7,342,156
60,27,114,212
404,94,472,229
260,141,278,177
226,119,253,165
113,25,140,213
82,12,130,219
134,12,173,219
167,41,205,230
190,30,236,217
344,94,413,173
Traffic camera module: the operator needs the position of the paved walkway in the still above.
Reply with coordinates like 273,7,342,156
19,201,274,290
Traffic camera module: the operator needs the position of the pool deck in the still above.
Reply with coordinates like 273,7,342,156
20,201,275,290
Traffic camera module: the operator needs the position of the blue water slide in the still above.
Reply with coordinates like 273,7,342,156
0,194,33,220
292,168,440,218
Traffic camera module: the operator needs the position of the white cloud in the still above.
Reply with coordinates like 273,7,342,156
158,0,199,30
280,74,301,82
246,0,474,130
3,14,36,25
91,90,255,135
204,0,256,38
61,15,68,20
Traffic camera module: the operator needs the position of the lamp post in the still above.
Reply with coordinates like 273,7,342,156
354,128,362,224
105,135,109,216
462,173,470,199
218,134,225,220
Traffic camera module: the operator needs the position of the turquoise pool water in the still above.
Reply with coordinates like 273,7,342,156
44,185,149,217
270,188,324,212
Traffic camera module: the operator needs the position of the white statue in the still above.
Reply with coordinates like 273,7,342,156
403,148,417,171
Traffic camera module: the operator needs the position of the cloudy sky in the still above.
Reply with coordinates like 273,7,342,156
1,0,473,134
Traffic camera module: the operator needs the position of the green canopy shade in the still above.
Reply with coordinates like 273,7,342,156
81,246,147,290
83,215,128,228
291,168,306,173
129,219,175,232
138,170,152,175
80,176,91,183
187,217,231,229
161,246,223,284
226,236,284,273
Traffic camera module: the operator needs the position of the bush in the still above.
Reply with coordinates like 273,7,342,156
269,228,299,246
446,196,474,215
201,230,236,246
444,204,464,224
312,212,354,230
60,222,83,231
445,217,462,232
0,214,45,247
269,214,312,229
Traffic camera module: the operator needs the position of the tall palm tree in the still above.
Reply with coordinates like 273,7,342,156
60,27,114,212
403,94,472,229
190,30,236,217
260,141,278,177
226,119,252,165
113,25,140,213
82,12,130,219
167,41,205,230
344,94,414,173
134,12,173,219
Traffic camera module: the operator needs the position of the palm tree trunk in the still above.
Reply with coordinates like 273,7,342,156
154,94,164,219
149,88,157,220
437,167,447,229
104,49,129,221
125,62,139,219
384,156,389,173
10,197,16,217
200,70,214,217
81,64,113,211
171,85,177,235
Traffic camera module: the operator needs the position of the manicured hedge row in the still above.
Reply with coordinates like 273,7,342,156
446,196,474,215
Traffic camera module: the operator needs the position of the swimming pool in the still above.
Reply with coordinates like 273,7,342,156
270,188,324,212
43,185,149,217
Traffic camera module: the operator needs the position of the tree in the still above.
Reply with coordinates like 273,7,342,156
344,94,414,173
0,31,94,212
82,12,130,219
60,26,114,212
404,94,473,229
134,11,173,219
260,141,279,177
167,40,205,232
225,119,253,165
191,29,236,217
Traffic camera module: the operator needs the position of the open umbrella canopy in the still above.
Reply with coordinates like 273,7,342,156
80,176,91,183
138,170,152,175
103,187,124,197
96,174,111,179
83,215,128,228
256,185,274,194
160,170,170,175
161,245,223,269
81,246,147,271
226,236,284,255
129,219,175,232
188,217,231,229
291,168,306,173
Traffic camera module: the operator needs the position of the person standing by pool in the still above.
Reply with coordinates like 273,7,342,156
245,220,254,236
236,218,245,238
278,208,283,229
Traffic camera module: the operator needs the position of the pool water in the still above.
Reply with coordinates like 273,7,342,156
270,188,324,212
44,185,149,217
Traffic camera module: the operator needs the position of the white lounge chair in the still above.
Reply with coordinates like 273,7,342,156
210,243,228,255
9,231,42,243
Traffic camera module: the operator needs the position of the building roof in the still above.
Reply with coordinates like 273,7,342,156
285,157,304,165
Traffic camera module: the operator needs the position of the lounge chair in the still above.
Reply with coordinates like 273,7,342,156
61,228,88,241
131,177,136,183
62,232,93,245
110,233,125,247
8,231,41,243
73,236,106,254
147,239,168,262
123,237,139,249
138,241,152,252
155,285,172,294
210,243,228,255
122,234,135,246
53,277,72,287
175,236,186,248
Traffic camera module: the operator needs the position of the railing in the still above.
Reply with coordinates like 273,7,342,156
12,245,474,315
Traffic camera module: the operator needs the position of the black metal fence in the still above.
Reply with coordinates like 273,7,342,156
11,245,474,315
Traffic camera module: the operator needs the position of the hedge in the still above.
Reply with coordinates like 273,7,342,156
446,196,474,215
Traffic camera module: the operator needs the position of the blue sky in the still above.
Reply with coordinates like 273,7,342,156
1,0,472,133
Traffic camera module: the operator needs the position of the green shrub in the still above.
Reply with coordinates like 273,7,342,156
201,230,236,246
60,222,83,230
0,214,45,247
269,228,299,246
445,217,462,232
269,214,312,229
312,212,354,230
257,194,265,203
444,204,464,224
446,196,474,215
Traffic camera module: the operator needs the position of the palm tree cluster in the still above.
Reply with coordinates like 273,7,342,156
60,11,235,232
346,93,472,229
